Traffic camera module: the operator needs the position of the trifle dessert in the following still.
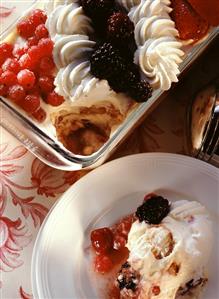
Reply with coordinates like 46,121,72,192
90,194,213,298
0,0,219,155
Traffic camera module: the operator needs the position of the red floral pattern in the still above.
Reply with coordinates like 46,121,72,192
0,6,15,18
0,217,31,271
19,286,33,299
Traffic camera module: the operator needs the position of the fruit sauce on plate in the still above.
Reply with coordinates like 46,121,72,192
89,193,212,299
89,194,170,298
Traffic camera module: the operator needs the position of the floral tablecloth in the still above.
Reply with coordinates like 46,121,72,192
0,3,219,299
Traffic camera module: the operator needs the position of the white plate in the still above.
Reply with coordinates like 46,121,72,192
31,153,219,299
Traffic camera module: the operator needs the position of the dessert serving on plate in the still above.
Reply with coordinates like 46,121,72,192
89,194,213,299
0,0,219,157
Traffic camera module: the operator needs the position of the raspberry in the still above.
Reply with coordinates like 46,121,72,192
19,53,36,70
128,80,153,102
90,42,126,80
38,38,54,57
0,43,13,65
0,84,8,97
2,58,21,74
29,9,47,27
94,255,113,274
32,107,47,122
136,195,171,224
80,0,115,20
17,20,35,38
35,24,48,39
20,94,40,113
107,12,134,42
91,228,114,254
13,44,28,59
27,36,39,47
0,71,17,86
39,56,55,73
38,76,54,94
8,84,26,103
108,63,140,92
17,69,36,90
46,91,64,106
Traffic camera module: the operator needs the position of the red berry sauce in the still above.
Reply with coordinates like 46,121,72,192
90,214,135,275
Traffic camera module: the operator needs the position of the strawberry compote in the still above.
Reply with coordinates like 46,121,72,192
0,8,64,123
90,214,136,275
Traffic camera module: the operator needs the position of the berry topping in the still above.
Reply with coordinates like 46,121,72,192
108,63,140,93
90,42,125,80
39,56,55,73
2,58,21,74
8,84,26,103
20,94,40,113
38,38,54,57
38,76,54,94
0,43,13,65
136,195,171,224
32,107,47,123
0,84,8,97
13,44,28,59
29,9,47,27
128,80,153,102
17,69,36,90
152,285,161,296
107,12,134,42
19,53,36,70
17,20,35,39
0,71,17,86
80,0,115,20
27,36,39,47
94,255,113,273
91,227,114,254
46,91,64,106
28,46,41,62
116,262,140,292
35,24,49,39
171,0,209,41
187,0,219,26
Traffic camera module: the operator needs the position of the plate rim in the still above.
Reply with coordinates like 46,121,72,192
31,152,219,298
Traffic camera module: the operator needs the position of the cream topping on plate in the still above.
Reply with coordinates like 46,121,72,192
127,199,212,299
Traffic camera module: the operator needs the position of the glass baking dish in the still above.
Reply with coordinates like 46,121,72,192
0,1,219,170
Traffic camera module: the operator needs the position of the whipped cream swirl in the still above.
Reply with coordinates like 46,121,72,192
129,0,184,91
46,3,93,38
46,1,101,102
53,34,95,68
136,37,184,90
116,0,140,11
55,61,99,100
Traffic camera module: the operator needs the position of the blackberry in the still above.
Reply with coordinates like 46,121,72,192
128,80,153,102
107,12,134,42
136,195,171,224
117,262,140,291
90,42,126,80
116,38,137,63
80,0,115,20
108,63,140,92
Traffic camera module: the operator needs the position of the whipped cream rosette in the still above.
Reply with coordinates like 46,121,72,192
129,0,184,90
